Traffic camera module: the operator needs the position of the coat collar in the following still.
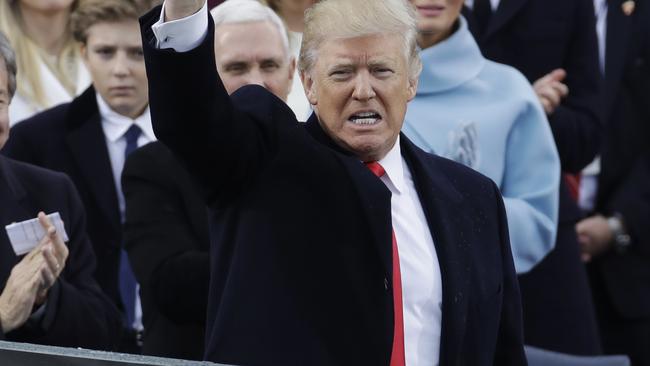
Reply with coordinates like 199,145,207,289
64,87,122,233
0,157,23,286
400,141,468,364
418,16,485,94
0,156,34,270
0,155,27,205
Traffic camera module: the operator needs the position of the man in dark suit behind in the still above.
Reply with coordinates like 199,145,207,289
464,0,603,354
576,1,650,364
122,0,295,359
142,0,526,365
2,0,157,352
0,31,121,350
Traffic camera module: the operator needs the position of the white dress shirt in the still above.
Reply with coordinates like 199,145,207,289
378,138,443,366
96,93,156,222
97,93,155,331
152,3,443,364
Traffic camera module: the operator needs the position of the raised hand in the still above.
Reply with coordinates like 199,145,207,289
164,0,206,21
34,212,69,304
0,239,50,333
533,68,569,115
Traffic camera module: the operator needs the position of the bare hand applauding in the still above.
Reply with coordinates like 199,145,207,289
0,212,69,333
533,68,569,115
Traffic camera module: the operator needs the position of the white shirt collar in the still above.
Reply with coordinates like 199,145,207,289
96,92,155,142
377,136,406,194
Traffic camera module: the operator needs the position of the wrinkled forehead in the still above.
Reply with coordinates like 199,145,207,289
214,21,289,59
315,33,406,68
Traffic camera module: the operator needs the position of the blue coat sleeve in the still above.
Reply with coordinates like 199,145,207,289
502,93,560,274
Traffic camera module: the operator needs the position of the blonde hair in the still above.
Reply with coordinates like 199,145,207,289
0,31,17,99
299,0,421,81
71,0,152,44
0,0,80,109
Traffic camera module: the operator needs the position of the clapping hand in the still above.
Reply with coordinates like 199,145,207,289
0,212,69,333
533,68,569,115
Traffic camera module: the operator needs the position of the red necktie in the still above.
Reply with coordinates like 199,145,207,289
564,173,581,202
365,162,406,366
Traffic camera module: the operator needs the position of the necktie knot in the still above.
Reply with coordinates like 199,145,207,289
364,161,386,178
124,124,142,145
124,124,142,158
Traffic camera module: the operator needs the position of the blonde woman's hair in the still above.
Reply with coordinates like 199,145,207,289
0,0,80,109
0,31,17,99
299,0,422,82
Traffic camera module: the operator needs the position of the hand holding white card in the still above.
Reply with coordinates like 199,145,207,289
5,212,69,256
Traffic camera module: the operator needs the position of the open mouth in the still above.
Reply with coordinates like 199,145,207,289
348,111,382,126
417,5,445,16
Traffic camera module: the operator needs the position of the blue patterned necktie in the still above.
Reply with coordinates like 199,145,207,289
119,124,142,328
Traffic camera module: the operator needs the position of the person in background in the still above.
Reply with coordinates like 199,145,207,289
257,0,315,120
405,1,560,273
0,31,121,350
0,0,91,124
122,0,296,359
577,0,650,364
463,0,604,354
2,0,157,353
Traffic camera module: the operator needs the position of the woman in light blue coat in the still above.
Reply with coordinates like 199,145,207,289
405,0,560,274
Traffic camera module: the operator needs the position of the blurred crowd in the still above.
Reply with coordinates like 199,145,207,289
0,0,648,364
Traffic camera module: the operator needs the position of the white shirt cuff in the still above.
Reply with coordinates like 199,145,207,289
151,1,209,52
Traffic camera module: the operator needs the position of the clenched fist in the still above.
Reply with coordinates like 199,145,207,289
164,0,205,21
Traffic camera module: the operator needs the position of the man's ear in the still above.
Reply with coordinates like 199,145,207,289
406,77,418,102
288,56,296,81
300,70,317,106
80,43,89,63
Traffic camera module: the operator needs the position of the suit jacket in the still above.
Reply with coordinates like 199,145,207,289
122,141,210,360
2,87,124,312
141,8,527,366
589,0,650,320
464,0,606,355
0,156,121,349
464,0,603,178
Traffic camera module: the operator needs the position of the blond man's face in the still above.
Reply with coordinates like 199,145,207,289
301,33,417,162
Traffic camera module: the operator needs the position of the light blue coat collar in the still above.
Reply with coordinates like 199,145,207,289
417,16,485,94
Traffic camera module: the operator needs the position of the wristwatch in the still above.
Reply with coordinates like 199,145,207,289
607,214,631,253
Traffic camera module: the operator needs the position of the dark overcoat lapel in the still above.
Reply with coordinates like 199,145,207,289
482,0,530,40
63,88,121,234
401,136,469,365
304,114,393,275
304,115,472,364
0,157,31,285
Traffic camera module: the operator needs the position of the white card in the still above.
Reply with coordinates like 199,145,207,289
5,212,69,256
